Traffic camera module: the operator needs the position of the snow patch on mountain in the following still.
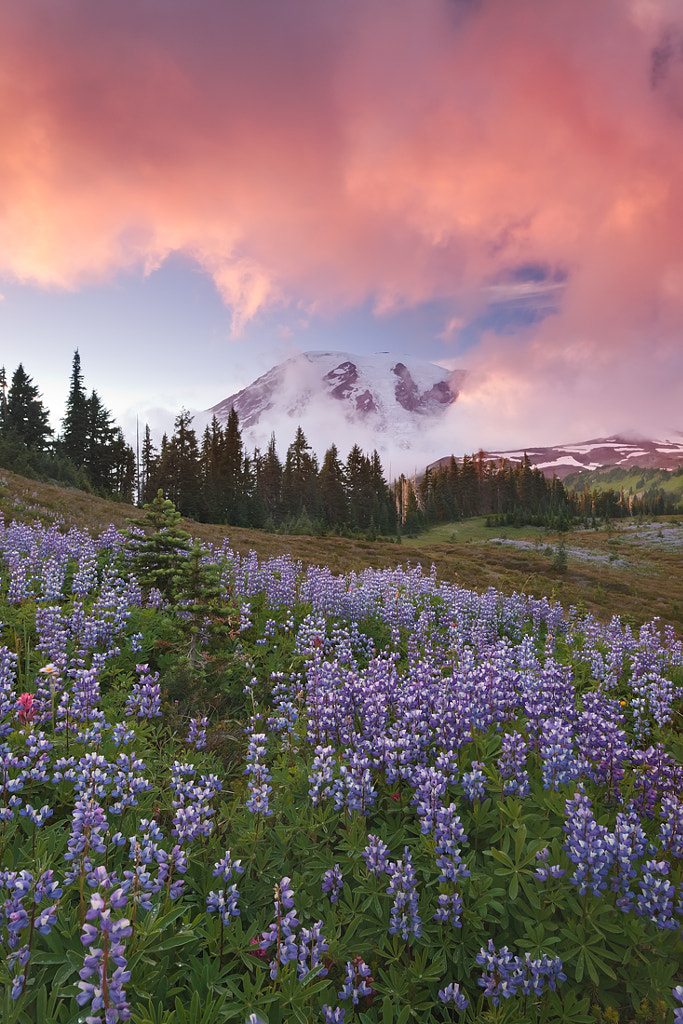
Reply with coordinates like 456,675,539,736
206,351,464,465
431,436,683,479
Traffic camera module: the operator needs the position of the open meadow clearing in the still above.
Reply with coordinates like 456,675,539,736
0,474,682,1023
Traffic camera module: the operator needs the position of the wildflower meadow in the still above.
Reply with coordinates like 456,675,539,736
0,497,682,1024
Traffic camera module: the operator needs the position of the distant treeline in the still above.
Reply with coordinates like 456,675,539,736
411,454,683,531
140,410,398,536
563,464,683,518
406,454,574,533
2,352,681,531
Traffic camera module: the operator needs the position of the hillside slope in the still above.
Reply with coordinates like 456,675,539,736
1,465,682,634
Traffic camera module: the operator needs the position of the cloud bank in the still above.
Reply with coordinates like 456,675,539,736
0,0,681,444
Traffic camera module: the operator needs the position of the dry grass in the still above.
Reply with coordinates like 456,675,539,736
2,467,681,634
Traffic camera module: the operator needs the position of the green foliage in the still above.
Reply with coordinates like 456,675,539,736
1,520,683,1023
552,540,568,573
126,490,193,602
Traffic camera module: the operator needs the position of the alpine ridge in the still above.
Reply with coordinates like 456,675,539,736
207,350,465,455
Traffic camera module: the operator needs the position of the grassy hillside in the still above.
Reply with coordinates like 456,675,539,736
564,463,683,501
2,464,683,633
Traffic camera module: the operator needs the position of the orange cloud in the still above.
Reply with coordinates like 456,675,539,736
0,0,681,399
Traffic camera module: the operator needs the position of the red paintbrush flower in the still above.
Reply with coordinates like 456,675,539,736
17,693,36,726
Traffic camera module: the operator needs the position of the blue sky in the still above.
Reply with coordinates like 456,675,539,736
1,252,557,444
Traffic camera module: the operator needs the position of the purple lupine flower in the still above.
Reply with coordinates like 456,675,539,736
533,847,565,882
410,765,448,834
476,941,565,1005
520,952,566,995
438,982,469,1011
308,745,336,807
169,763,222,843
186,715,209,750
461,760,487,803
69,666,106,732
498,731,530,798
322,864,343,904
476,941,523,1006
563,790,614,896
19,803,53,828
635,860,678,930
363,834,391,877
539,717,580,790
433,891,463,928
435,803,470,884
333,759,378,817
387,846,421,941
611,808,650,912
110,752,152,816
322,1006,346,1023
111,723,137,747
338,958,372,1006
297,919,329,980
64,796,109,882
124,664,162,719
659,795,683,859
1,869,62,999
77,884,132,1024
244,730,273,818
206,850,244,924
260,877,300,980
672,985,683,1024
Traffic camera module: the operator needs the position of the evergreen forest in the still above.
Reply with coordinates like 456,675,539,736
1,353,681,537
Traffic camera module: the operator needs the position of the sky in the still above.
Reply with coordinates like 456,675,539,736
1,0,682,467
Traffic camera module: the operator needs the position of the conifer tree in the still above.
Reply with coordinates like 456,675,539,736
127,489,193,602
0,366,7,424
257,432,283,520
369,450,396,535
85,390,117,490
109,428,136,500
281,426,319,520
221,407,244,524
402,479,422,536
319,444,347,528
199,417,224,522
140,424,159,505
164,410,202,519
4,364,53,451
178,539,241,669
61,350,89,464
346,444,374,530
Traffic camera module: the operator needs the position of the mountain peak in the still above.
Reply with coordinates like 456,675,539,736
207,351,464,454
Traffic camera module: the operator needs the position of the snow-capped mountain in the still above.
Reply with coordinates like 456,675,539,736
204,353,682,478
431,437,683,479
207,351,465,455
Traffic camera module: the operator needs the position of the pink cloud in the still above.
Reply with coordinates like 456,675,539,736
0,0,681,439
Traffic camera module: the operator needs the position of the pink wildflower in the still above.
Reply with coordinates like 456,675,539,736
17,693,36,726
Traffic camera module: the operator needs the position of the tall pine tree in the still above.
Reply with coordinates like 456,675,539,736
3,364,52,452
61,350,89,465
166,410,202,519
221,407,244,524
319,444,347,528
0,366,7,424
139,424,159,505
281,426,319,521
257,432,283,521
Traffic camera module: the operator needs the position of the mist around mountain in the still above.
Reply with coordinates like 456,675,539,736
206,350,465,473
206,353,683,482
